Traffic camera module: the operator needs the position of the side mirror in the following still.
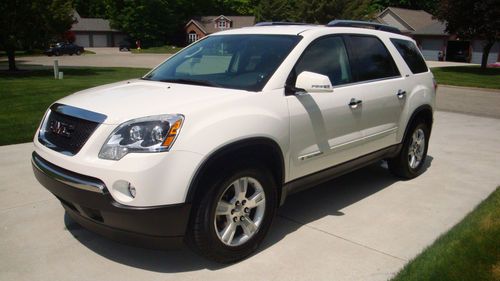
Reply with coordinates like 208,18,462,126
295,71,333,93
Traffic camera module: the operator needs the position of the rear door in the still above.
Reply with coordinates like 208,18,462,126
340,34,405,155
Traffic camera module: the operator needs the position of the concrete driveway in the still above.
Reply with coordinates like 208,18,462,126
1,111,499,281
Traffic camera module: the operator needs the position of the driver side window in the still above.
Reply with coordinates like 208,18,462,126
291,36,352,87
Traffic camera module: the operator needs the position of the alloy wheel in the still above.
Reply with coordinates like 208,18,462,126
214,177,266,246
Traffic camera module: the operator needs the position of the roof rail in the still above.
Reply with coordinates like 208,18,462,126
327,20,401,34
255,22,313,26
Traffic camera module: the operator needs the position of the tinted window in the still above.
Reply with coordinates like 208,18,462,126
144,35,301,91
390,38,428,74
347,35,399,82
291,36,352,86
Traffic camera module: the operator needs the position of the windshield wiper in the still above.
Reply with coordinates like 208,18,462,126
156,78,220,87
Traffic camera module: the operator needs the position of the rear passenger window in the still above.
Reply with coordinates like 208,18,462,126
291,36,352,86
347,35,400,82
390,38,428,74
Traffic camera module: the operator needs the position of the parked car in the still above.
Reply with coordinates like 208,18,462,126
32,21,435,263
45,42,84,56
118,40,131,51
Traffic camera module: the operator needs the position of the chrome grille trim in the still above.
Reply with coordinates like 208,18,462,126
50,103,107,123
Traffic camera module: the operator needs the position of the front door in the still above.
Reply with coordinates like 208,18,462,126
287,36,364,180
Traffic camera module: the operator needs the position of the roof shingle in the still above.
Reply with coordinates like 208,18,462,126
71,10,118,32
377,7,447,36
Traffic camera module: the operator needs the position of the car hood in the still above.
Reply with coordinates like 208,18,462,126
56,79,252,124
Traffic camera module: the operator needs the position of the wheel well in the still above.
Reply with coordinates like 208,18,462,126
404,105,433,141
186,138,285,205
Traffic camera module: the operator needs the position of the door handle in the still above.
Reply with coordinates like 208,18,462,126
348,98,362,109
397,90,407,99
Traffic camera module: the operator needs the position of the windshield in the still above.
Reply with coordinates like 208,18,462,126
143,35,302,91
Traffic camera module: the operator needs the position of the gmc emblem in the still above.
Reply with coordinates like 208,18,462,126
49,120,74,138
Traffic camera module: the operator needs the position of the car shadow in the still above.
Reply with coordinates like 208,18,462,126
262,156,433,252
64,156,433,273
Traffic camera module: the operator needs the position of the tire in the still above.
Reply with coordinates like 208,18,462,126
76,50,82,55
187,163,277,263
388,120,430,179
55,51,60,56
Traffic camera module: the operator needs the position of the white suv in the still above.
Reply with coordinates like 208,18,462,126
32,21,435,263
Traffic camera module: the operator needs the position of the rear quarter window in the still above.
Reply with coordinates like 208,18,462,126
390,38,428,74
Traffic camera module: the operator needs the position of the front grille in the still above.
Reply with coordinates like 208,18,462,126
39,109,100,155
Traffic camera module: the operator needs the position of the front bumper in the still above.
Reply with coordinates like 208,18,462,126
32,152,191,249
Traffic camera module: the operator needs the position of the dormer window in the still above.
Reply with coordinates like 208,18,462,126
218,20,228,29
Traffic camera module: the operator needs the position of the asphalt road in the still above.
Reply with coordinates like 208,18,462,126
0,50,170,69
436,85,500,119
1,111,499,281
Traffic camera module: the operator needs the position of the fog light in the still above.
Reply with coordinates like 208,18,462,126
128,183,137,198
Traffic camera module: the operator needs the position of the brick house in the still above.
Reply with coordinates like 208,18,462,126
375,7,500,64
185,15,256,44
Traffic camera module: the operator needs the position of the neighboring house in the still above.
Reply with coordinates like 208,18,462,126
71,11,127,47
375,7,500,64
185,15,256,43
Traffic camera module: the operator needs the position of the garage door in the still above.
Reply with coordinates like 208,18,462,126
75,34,90,47
420,38,443,61
92,34,108,47
471,40,500,64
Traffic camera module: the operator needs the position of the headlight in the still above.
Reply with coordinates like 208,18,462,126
99,114,184,160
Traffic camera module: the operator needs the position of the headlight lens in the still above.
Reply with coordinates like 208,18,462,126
99,114,184,160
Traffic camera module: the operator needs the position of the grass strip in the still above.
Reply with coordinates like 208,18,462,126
391,187,500,281
0,67,148,145
432,66,500,89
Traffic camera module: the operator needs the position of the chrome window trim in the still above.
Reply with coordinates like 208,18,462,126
331,75,403,89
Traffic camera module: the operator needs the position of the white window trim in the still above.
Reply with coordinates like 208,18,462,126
188,33,198,43
218,20,228,29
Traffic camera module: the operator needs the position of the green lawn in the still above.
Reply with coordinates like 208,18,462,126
0,67,148,145
432,66,500,89
131,45,183,54
391,187,500,281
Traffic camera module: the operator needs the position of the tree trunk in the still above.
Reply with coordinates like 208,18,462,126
6,49,17,71
480,40,494,69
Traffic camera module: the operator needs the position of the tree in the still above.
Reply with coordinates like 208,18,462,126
105,0,181,47
213,0,257,15
342,0,383,20
435,0,499,69
254,0,298,22
297,0,348,24
0,0,74,71
74,0,108,18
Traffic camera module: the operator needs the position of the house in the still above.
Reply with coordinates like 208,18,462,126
185,15,256,43
375,7,500,64
71,11,127,47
